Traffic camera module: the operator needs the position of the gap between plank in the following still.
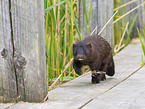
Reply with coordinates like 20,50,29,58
78,65,144,109
8,0,19,101
4,103,17,109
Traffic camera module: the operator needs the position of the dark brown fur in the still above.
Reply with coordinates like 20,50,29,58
73,34,115,83
91,71,106,84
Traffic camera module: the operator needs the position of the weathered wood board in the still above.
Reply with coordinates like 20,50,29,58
10,0,47,102
0,0,17,103
121,0,144,37
79,0,113,46
83,66,145,109
0,0,47,102
0,103,14,109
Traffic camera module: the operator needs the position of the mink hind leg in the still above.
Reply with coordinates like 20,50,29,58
100,73,106,80
106,58,115,76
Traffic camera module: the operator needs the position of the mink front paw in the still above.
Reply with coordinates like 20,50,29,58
91,70,106,84
73,66,82,75
91,74,100,84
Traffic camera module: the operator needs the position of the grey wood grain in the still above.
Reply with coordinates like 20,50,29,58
83,66,145,109
0,103,14,109
121,0,144,37
0,0,47,102
79,0,113,47
97,0,113,46
10,0,47,102
0,0,17,103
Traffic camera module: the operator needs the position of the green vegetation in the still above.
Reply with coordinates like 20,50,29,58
44,0,140,89
137,22,145,65
113,0,139,54
44,0,80,89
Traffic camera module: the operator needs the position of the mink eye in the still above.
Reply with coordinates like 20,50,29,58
76,50,78,54
83,48,87,54
74,49,78,55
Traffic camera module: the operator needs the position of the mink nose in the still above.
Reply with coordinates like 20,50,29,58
76,54,85,60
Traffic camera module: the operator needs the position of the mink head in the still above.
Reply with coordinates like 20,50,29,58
73,41,92,61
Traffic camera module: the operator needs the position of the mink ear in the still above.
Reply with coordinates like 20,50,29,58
87,43,92,48
73,44,76,48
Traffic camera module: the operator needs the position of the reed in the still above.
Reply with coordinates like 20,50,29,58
137,22,145,65
113,0,139,54
44,0,140,89
44,0,81,89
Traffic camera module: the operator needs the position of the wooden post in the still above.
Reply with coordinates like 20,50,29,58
121,0,144,37
0,0,47,102
79,0,114,46
0,0,17,103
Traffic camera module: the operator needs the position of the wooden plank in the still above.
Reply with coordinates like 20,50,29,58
79,0,98,37
7,40,143,108
83,66,145,109
10,0,47,102
79,0,113,46
98,0,113,46
121,0,144,37
0,0,17,102
0,103,14,109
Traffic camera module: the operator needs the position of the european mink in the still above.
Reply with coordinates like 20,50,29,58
73,34,115,84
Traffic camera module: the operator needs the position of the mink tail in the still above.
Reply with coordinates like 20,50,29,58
106,57,115,76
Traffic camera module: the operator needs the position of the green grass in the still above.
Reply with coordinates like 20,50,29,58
113,0,138,54
44,0,81,89
44,0,140,89
137,22,145,65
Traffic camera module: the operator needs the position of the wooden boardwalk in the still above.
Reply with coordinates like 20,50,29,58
1,39,145,109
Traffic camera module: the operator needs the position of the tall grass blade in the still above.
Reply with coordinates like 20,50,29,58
45,1,66,13
113,1,145,24
125,13,138,46
137,28,145,56
143,21,145,41
98,10,118,35
82,0,90,35
89,0,92,22
113,0,137,11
